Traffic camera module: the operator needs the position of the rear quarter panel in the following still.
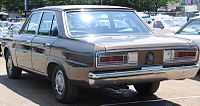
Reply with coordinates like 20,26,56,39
48,38,104,85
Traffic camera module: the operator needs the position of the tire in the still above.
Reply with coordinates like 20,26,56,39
5,51,22,79
52,65,78,104
134,82,160,95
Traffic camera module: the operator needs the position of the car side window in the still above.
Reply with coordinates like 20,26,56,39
50,16,58,36
22,12,41,34
38,12,54,36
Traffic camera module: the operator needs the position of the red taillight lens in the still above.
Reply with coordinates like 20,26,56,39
96,52,138,67
100,55,124,63
176,51,196,58
174,48,197,60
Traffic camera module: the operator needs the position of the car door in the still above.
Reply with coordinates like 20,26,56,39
31,11,58,74
15,12,41,69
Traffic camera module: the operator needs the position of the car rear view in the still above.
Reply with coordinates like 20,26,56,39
1,5,199,104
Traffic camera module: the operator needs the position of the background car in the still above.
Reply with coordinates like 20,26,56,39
175,16,200,44
136,12,152,24
8,22,23,35
150,18,183,35
175,16,200,65
0,21,11,56
0,21,11,28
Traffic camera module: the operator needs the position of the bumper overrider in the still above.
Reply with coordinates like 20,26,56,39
88,65,199,86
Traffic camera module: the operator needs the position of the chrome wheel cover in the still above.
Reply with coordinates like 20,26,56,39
7,55,13,75
55,70,65,95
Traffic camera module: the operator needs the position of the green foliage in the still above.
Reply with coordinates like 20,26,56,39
0,0,179,12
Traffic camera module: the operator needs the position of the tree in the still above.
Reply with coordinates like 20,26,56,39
0,0,179,12
151,0,179,12
1,0,24,12
108,0,179,12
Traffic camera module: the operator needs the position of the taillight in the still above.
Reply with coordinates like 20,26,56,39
99,55,124,63
96,52,138,67
175,51,196,58
163,48,198,63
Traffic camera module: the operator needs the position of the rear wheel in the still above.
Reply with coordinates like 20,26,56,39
52,65,78,104
134,82,160,95
5,51,22,79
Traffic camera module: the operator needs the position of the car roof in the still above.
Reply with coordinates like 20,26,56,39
191,16,200,20
0,21,10,23
33,5,133,11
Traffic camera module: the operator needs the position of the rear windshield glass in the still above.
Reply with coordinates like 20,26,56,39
66,11,150,37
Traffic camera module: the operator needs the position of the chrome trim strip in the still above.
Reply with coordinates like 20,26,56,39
101,46,195,53
89,65,199,79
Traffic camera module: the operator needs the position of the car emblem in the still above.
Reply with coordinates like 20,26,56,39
146,52,154,65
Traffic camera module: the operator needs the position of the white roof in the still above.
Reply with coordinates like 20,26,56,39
191,16,200,19
0,12,8,15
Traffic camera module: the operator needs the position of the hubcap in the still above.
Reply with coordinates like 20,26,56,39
55,70,65,95
7,55,13,75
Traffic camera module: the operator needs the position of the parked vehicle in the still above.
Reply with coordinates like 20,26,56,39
136,12,152,24
175,16,200,48
8,22,23,35
151,18,183,35
175,16,200,36
0,27,9,55
0,34,3,56
1,5,199,103
0,21,11,28
0,27,9,35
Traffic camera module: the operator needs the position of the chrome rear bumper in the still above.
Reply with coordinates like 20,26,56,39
89,65,199,86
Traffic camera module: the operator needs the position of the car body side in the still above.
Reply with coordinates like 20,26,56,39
1,9,105,86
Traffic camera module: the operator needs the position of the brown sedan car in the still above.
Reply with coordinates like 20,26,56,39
1,5,199,103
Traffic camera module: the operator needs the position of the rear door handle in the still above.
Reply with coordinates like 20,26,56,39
25,40,31,44
44,43,51,47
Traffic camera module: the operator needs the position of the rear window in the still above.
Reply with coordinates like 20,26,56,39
66,11,150,37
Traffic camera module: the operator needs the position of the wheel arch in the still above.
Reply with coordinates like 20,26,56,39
47,60,69,80
4,47,10,59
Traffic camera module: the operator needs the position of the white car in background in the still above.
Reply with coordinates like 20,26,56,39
8,22,23,35
0,21,11,35
151,18,184,35
175,16,200,65
0,27,8,35
0,21,11,28
175,16,200,43
136,12,152,24
0,21,11,56
0,27,7,56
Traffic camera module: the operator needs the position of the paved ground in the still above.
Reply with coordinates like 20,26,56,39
0,57,200,106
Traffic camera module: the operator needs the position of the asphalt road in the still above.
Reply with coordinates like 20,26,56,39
0,57,200,106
